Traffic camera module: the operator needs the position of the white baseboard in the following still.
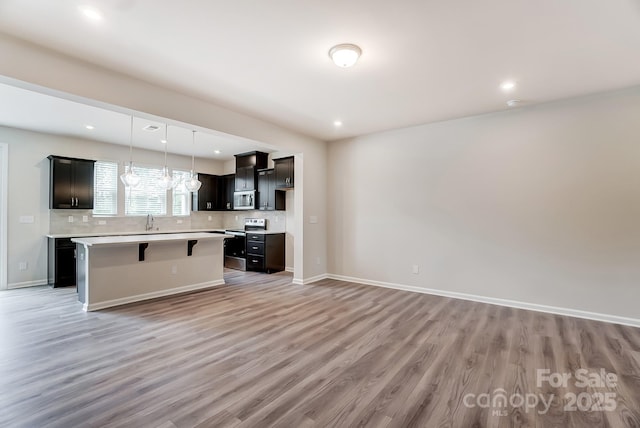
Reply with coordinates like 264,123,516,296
325,274,640,329
84,279,225,311
8,279,48,289
285,267,294,273
291,274,329,285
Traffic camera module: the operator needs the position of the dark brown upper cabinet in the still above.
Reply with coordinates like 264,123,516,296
257,168,285,211
234,151,268,191
192,173,219,211
48,155,95,209
274,156,294,189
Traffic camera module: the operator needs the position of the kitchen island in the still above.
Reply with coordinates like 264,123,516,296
72,232,231,311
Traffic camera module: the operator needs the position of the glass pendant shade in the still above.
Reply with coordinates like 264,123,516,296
157,124,176,190
120,161,141,187
184,171,202,192
158,166,175,190
121,116,141,188
184,130,202,193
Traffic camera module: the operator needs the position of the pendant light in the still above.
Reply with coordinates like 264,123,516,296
120,116,141,187
157,124,175,190
184,130,202,192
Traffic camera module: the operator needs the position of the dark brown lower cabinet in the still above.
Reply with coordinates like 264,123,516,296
246,233,285,274
48,238,76,287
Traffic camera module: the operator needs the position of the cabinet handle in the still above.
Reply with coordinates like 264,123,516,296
252,259,259,263
252,246,258,250
75,197,78,206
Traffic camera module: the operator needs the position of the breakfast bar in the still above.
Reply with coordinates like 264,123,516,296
72,232,231,311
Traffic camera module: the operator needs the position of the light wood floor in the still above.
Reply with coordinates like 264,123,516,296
1,270,639,427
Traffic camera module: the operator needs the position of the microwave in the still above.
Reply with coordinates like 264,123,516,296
234,190,256,210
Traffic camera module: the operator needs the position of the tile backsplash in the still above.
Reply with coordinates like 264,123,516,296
50,210,286,234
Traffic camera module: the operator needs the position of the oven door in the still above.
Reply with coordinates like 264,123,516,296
224,236,246,271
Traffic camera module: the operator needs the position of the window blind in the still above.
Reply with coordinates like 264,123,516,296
124,165,168,216
172,170,191,216
93,161,118,215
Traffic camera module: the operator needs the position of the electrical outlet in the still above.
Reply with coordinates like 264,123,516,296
68,216,74,223
19,216,34,224
171,265,178,274
412,265,420,274
316,257,321,265
98,220,107,225
208,216,212,221
82,215,89,222
18,261,27,271
309,216,318,224
177,219,183,224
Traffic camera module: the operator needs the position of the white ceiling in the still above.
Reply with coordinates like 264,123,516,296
0,82,277,160
1,0,640,142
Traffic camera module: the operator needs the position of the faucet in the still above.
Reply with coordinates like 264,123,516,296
145,214,155,231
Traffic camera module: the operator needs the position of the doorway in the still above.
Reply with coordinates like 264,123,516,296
0,143,7,290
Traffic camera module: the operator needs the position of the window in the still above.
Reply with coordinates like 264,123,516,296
172,170,191,216
93,161,118,215
125,165,167,216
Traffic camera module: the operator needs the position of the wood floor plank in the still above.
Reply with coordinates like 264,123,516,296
1,269,639,427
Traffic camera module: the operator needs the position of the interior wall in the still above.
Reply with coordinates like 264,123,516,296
328,88,640,321
0,125,224,288
0,33,327,282
0,142,7,289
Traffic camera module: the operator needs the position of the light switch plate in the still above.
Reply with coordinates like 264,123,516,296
68,216,74,223
309,216,318,224
82,215,89,222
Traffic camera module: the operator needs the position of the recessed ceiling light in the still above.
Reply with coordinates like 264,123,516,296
333,120,343,127
329,44,362,68
506,99,521,107
142,125,160,132
85,124,95,130
79,6,103,21
500,80,516,91
214,150,221,154
160,139,167,144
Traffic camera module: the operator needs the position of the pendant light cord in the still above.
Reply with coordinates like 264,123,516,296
191,130,196,172
164,124,169,168
128,116,134,163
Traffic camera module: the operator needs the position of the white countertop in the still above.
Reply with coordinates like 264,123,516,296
47,228,227,239
244,230,286,235
72,232,233,247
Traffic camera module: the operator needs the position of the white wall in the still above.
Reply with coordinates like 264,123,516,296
328,88,640,322
0,33,327,282
0,142,7,289
0,125,224,287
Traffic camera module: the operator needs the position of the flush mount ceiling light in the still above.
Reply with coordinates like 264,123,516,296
85,124,95,130
79,6,103,21
329,44,362,68
500,80,516,91
333,120,343,127
506,99,521,107
184,131,202,193
214,150,221,155
120,116,141,188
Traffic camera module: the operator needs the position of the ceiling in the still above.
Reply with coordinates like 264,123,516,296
0,82,276,160
1,0,640,142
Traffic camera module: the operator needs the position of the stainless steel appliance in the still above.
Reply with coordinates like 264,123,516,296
233,190,256,210
224,218,267,270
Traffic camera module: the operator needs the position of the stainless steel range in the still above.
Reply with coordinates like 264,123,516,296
224,218,267,271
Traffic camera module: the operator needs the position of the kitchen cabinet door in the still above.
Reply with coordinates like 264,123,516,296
274,156,294,189
49,156,95,209
192,173,218,211
235,166,255,191
73,159,95,209
258,169,285,211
